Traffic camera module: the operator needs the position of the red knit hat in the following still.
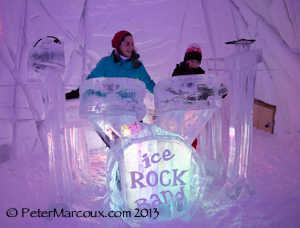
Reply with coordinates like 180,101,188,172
111,30,130,48
184,43,202,62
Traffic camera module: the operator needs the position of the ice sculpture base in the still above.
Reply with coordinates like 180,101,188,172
223,178,256,200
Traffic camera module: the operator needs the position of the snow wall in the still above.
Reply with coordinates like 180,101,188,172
0,0,300,158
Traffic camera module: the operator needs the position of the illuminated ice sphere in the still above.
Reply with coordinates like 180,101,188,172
106,124,206,226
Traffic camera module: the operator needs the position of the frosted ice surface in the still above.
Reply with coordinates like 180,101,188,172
79,78,147,148
154,74,222,144
0,120,12,146
199,109,226,187
28,38,74,206
154,74,221,113
79,78,146,121
224,41,262,198
79,77,207,226
28,36,65,74
65,99,92,186
154,74,226,188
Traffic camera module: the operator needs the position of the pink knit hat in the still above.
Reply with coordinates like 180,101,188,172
184,43,202,62
111,30,130,48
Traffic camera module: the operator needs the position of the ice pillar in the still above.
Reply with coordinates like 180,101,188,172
224,39,262,198
65,100,92,186
199,108,226,188
28,37,74,206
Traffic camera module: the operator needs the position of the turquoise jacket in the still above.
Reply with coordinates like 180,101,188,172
86,51,155,93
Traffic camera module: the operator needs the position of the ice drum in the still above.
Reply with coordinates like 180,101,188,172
79,75,222,226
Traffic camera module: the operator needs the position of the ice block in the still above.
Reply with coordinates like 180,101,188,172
199,109,226,188
154,74,222,144
28,37,74,207
224,39,263,198
79,77,146,148
79,77,206,226
65,99,92,186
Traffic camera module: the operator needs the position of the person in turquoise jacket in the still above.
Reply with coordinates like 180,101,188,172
66,30,155,99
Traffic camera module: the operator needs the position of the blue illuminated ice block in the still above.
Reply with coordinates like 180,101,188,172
79,77,207,226
28,37,74,207
224,39,263,198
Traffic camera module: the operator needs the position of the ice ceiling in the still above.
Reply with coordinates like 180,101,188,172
0,0,300,157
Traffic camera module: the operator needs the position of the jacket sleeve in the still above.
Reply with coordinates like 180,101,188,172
200,67,205,74
86,57,107,80
137,62,156,94
172,64,180,76
172,62,189,76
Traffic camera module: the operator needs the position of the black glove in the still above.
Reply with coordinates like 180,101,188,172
65,88,79,99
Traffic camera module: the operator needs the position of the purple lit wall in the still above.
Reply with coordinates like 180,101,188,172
0,0,300,158
1,1,300,228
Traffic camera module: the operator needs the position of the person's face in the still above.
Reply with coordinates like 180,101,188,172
119,35,134,57
186,59,201,69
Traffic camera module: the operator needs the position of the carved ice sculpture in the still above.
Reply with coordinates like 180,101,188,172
65,100,92,186
198,108,226,187
28,37,74,206
79,75,222,226
154,75,225,188
224,39,263,198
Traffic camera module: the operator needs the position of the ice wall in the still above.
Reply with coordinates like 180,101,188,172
0,0,300,158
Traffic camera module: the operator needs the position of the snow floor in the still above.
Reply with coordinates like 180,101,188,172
1,125,300,228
